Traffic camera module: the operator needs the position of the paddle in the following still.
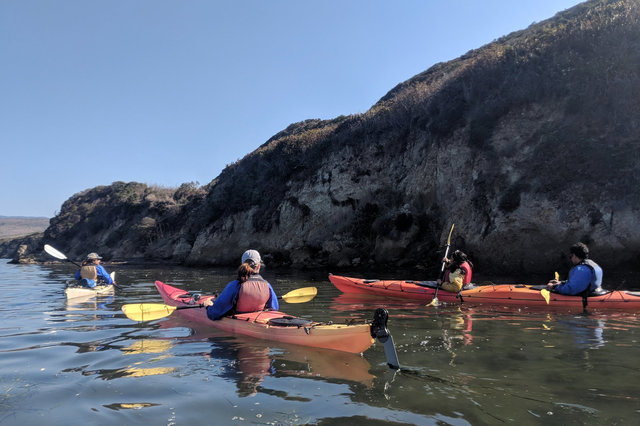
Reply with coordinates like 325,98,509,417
428,224,455,307
540,272,559,304
44,244,81,267
44,244,118,287
122,286,318,322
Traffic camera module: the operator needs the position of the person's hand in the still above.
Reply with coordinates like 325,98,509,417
547,280,558,289
436,279,442,285
204,299,213,307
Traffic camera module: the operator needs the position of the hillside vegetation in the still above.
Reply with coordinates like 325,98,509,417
0,217,49,239
4,0,640,275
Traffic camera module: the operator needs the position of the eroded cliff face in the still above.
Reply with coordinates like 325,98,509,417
181,0,640,274
183,100,640,273
8,0,640,275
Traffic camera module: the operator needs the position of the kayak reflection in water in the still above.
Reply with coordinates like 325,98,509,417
74,252,115,288
204,249,279,320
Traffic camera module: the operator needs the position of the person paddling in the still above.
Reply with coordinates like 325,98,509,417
547,242,603,296
204,250,279,320
436,250,473,293
74,252,115,288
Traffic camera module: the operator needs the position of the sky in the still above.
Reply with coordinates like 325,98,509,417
1,0,584,218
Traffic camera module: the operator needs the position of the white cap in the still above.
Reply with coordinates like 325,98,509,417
241,249,262,267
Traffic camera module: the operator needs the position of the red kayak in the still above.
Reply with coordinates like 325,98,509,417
329,275,640,310
461,284,640,309
329,274,460,303
154,281,397,357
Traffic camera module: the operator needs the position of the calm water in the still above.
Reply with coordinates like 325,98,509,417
1,260,639,425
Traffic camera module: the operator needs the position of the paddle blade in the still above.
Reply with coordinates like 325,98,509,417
281,287,317,303
554,271,559,281
446,224,455,244
540,289,551,304
427,296,439,307
44,244,68,260
122,303,177,321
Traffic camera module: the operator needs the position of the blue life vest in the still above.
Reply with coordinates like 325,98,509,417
581,259,603,293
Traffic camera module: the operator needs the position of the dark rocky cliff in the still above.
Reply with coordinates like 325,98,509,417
6,0,640,276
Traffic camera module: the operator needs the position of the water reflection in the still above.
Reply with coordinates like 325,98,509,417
161,317,376,396
554,315,606,350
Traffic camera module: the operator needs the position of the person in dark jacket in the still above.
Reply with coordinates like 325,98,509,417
547,242,603,295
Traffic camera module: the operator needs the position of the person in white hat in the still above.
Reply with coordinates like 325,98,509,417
204,249,278,320
73,252,115,288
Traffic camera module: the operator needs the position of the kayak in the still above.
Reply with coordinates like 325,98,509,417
461,284,640,309
153,281,379,354
65,284,115,299
329,274,460,303
157,316,376,387
329,275,640,310
65,272,116,299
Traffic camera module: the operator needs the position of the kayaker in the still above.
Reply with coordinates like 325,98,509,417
74,252,115,288
436,250,473,292
204,249,279,320
547,242,603,296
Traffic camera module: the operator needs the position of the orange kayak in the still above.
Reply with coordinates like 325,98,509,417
329,275,640,310
328,274,461,303
155,281,376,354
461,284,640,309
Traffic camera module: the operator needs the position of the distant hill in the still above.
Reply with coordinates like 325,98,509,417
0,216,50,239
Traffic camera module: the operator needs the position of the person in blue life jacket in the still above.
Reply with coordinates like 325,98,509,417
74,252,115,288
546,242,603,296
204,249,279,320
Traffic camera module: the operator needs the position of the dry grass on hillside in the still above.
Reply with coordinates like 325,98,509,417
0,217,49,239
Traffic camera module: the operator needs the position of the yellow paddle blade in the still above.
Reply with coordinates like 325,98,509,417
281,286,317,303
427,296,439,307
540,289,551,304
554,271,559,281
122,303,177,321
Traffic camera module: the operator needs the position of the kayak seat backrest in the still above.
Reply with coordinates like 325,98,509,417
268,317,314,327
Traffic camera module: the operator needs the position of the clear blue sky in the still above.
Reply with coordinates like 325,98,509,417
1,0,583,218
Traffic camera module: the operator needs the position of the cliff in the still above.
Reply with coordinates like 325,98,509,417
7,0,640,275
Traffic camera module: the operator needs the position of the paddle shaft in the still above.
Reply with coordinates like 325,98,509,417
431,224,455,305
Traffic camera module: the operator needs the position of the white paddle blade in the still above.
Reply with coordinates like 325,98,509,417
44,244,68,260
